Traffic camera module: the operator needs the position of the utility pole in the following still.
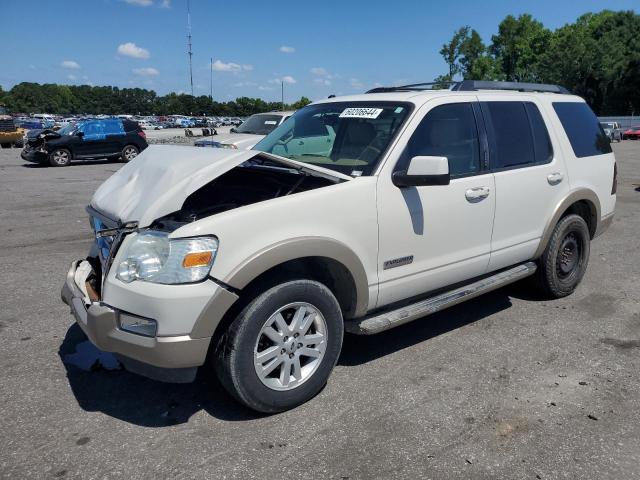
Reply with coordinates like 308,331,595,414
210,57,213,102
187,0,194,97
281,81,284,111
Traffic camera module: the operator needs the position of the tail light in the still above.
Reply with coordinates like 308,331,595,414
612,162,617,194
137,130,146,139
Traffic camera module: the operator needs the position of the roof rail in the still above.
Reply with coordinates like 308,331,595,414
365,81,456,94
452,80,570,94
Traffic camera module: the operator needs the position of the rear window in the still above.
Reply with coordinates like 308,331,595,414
553,102,612,157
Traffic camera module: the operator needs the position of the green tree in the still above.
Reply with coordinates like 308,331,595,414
490,14,551,82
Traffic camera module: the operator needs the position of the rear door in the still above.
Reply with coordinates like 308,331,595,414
477,96,570,270
102,119,126,154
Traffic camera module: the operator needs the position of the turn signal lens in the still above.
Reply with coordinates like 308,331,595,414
182,251,213,268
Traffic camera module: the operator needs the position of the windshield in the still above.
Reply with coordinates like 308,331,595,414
254,102,411,176
235,114,283,135
57,122,78,135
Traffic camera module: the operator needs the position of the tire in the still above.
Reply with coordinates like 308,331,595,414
49,148,71,167
1,143,10,149
121,144,139,162
215,279,344,413
534,214,590,298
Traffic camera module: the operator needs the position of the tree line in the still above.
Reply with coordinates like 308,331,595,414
435,10,640,115
0,82,311,117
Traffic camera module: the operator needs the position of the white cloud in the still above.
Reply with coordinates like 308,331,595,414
67,74,77,80
211,60,253,73
258,86,274,91
124,0,153,5
233,81,258,87
349,78,364,89
269,76,296,85
133,67,159,76
314,78,331,86
279,46,295,54
117,42,150,59
61,60,80,70
160,0,170,7
311,67,329,77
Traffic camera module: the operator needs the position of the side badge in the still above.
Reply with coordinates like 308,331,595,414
383,255,414,270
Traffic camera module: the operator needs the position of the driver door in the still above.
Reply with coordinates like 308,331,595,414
375,97,496,307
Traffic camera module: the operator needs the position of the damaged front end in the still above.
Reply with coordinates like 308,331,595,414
21,129,60,163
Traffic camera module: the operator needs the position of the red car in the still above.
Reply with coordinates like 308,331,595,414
623,126,640,140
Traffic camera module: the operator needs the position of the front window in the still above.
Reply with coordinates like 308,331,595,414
254,102,411,176
235,114,283,135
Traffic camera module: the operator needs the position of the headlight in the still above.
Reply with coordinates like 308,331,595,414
116,231,218,284
220,143,238,149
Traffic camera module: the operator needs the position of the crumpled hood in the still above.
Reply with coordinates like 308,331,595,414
91,145,258,227
90,145,351,227
213,132,264,149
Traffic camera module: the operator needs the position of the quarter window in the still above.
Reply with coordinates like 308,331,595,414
403,103,481,178
552,102,612,158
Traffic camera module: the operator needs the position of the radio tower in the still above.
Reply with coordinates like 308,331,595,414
187,0,194,96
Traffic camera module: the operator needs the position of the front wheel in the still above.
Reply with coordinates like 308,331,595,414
121,144,139,162
49,148,71,166
534,214,590,298
215,279,343,413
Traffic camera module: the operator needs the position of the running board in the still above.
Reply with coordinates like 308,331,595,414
345,262,537,335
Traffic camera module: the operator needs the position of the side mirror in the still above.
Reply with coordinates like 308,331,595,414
392,156,450,187
76,131,84,138
230,127,237,133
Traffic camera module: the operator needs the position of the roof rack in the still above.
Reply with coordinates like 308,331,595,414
365,82,456,93
452,80,569,94
365,80,570,95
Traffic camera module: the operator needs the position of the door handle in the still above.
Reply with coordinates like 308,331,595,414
465,186,490,203
547,172,564,185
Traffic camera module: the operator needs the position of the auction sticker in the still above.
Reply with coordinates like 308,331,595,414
264,120,277,125
339,107,383,119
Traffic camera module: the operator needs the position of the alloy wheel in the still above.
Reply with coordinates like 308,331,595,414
253,302,327,391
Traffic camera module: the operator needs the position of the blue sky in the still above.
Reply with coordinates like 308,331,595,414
1,0,637,102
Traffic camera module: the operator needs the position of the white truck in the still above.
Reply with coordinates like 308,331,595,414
62,80,616,412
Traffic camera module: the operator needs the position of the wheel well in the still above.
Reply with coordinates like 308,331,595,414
561,200,597,238
240,257,358,319
207,257,358,360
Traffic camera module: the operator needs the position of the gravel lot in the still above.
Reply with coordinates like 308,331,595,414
0,142,638,479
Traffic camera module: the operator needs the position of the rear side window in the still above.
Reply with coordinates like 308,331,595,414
123,120,139,132
403,102,481,178
552,102,612,157
484,102,534,168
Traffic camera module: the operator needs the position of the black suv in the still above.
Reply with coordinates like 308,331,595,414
21,118,148,166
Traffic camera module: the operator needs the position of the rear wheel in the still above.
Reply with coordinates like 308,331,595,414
215,279,343,413
49,148,71,167
121,144,139,162
534,214,590,298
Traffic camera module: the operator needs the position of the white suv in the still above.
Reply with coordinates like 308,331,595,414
62,80,616,412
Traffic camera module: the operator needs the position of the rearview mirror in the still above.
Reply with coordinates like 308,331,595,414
392,156,450,187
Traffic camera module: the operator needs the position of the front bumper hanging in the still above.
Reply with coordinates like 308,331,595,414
61,260,211,383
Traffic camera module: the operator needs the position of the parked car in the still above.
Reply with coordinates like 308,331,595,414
622,125,640,140
230,117,243,126
21,118,147,166
194,111,293,149
61,81,615,413
600,121,622,142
